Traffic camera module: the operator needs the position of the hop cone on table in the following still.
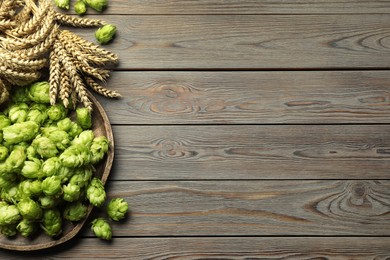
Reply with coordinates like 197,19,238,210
0,0,120,110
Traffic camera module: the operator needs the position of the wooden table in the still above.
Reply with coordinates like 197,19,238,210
2,0,390,258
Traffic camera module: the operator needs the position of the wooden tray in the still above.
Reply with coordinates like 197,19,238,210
0,93,114,251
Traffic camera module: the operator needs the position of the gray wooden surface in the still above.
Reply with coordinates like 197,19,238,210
2,0,390,258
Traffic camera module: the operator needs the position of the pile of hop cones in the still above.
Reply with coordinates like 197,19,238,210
0,0,120,110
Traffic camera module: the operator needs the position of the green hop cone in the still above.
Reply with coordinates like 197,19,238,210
8,103,29,123
68,122,83,139
26,145,37,160
74,0,87,14
47,104,67,122
91,218,112,240
107,198,129,221
18,179,42,198
17,198,42,221
46,130,71,151
60,144,91,168
41,176,62,196
54,0,70,9
39,195,61,209
86,177,106,207
41,208,62,237
95,24,116,45
27,103,48,125
42,157,61,177
17,219,38,237
0,114,11,130
3,121,39,144
70,166,93,188
72,130,95,146
1,184,20,204
11,87,30,103
90,136,109,164
63,183,81,202
6,145,26,171
0,204,21,225
1,224,17,237
57,117,72,132
85,0,107,12
63,202,88,222
76,107,92,129
32,136,58,158
21,158,44,179
0,146,9,161
28,81,50,104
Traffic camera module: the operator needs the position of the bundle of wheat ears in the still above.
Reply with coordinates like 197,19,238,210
0,0,120,110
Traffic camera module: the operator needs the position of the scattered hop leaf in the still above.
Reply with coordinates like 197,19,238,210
1,224,17,237
0,146,9,161
75,0,87,15
63,202,88,221
3,121,39,144
86,177,106,207
85,0,107,12
63,183,81,202
17,198,43,221
76,107,92,129
41,176,62,197
47,104,67,122
107,198,129,221
8,103,29,123
32,136,58,158
21,158,44,179
28,81,50,104
91,218,111,240
17,219,38,237
95,24,116,45
41,209,62,237
0,203,21,225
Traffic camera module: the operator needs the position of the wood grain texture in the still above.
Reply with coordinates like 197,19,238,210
66,0,390,14
97,71,390,124
83,180,390,236
110,125,390,180
3,237,390,259
76,15,390,69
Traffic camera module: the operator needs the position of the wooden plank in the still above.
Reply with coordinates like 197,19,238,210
64,0,390,14
98,71,390,125
4,237,390,259
76,15,390,69
84,180,390,236
111,125,390,180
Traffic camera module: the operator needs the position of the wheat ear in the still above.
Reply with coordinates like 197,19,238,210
55,13,105,27
0,78,10,105
62,30,119,63
49,48,60,105
85,77,121,98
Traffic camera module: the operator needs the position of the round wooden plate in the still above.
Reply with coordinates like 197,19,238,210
0,93,114,251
